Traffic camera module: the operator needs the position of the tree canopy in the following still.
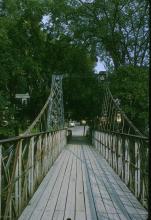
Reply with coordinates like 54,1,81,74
108,66,149,134
45,0,149,69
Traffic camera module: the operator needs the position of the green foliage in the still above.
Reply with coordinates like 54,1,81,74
0,0,97,137
46,0,149,69
0,0,149,138
63,76,103,121
108,66,149,134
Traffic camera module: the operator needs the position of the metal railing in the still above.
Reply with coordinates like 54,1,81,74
92,85,148,209
0,129,67,219
92,131,148,208
0,74,66,219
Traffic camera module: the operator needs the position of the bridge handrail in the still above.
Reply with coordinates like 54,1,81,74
0,128,66,144
0,129,67,219
93,83,149,209
94,129,148,140
0,75,66,219
92,130,148,209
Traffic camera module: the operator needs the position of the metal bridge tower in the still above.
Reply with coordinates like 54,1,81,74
47,75,64,130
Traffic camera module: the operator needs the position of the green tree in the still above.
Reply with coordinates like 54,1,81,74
45,0,149,69
108,66,149,134
0,0,98,137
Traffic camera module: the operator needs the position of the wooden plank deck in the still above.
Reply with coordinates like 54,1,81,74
19,143,148,220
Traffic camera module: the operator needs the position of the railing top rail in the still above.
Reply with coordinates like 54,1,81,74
0,128,66,144
94,129,149,141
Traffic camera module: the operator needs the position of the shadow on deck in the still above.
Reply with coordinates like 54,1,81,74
68,135,90,145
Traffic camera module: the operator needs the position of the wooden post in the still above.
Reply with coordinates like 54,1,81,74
28,137,34,196
117,137,122,177
125,138,130,185
14,140,23,215
135,141,140,198
0,145,2,219
97,132,99,152
121,137,125,181
15,153,19,215
37,135,42,183
48,133,52,168
103,133,105,157
18,140,22,213
112,135,115,170
49,134,53,167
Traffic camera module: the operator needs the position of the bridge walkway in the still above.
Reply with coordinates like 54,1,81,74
19,137,147,220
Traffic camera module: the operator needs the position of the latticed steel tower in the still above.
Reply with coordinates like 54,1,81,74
47,75,64,130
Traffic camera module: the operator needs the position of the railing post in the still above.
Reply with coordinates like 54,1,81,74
135,141,140,198
113,134,117,171
110,134,113,167
55,132,58,160
99,132,102,154
51,132,55,164
108,133,111,166
103,133,105,157
125,138,130,185
0,145,2,219
129,138,135,193
117,137,122,177
47,133,52,169
121,137,125,181
21,140,28,206
49,133,53,167
37,135,42,184
44,133,48,174
105,133,108,161
15,139,23,216
105,133,108,160
28,137,34,196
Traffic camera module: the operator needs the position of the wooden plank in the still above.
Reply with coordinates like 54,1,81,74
81,145,98,220
90,146,148,219
64,145,77,220
83,145,108,219
52,211,64,220
95,151,146,215
52,146,73,220
85,146,118,217
31,149,71,220
19,149,68,220
88,146,130,219
75,145,86,220
93,146,147,211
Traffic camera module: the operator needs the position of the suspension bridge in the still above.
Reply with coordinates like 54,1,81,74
0,75,148,220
